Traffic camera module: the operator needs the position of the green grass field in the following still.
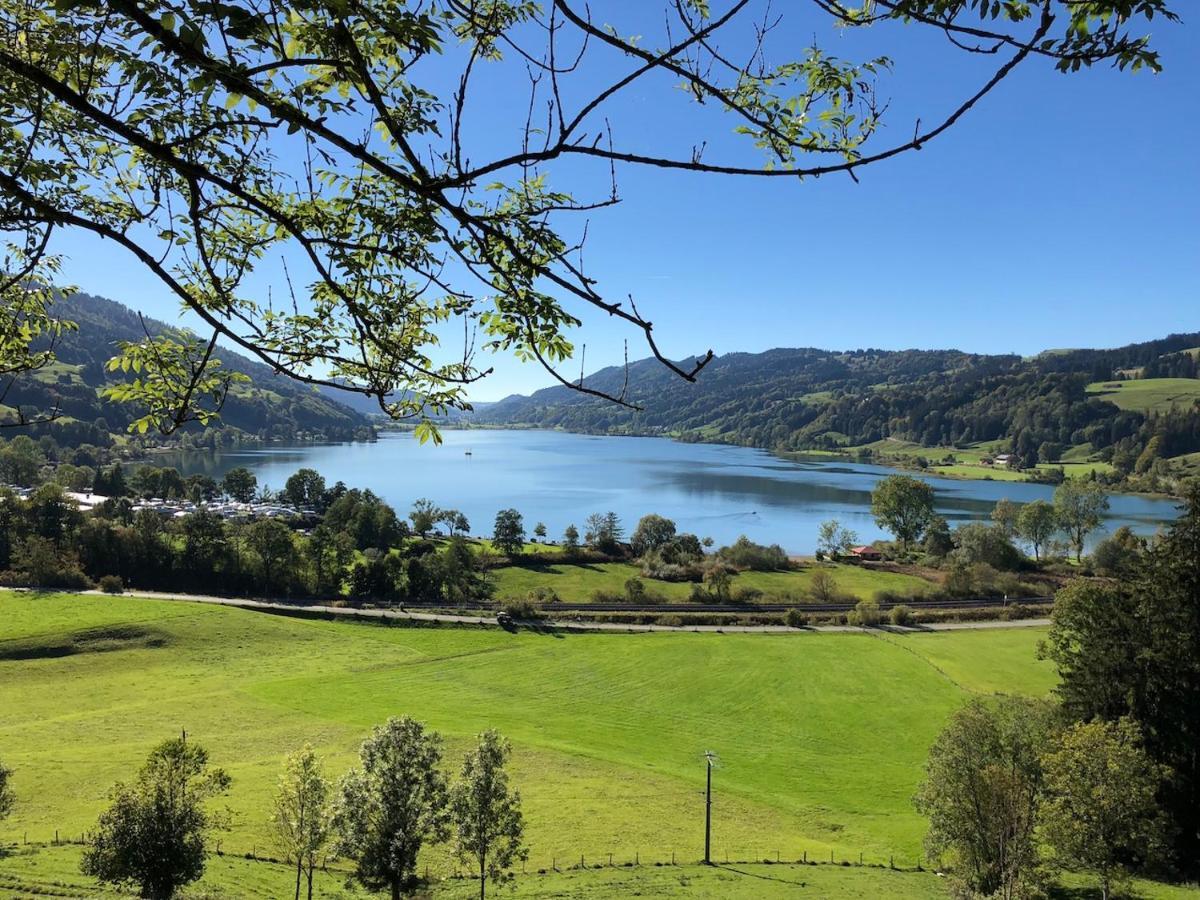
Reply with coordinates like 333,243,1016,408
1,592,1194,899
1087,378,1200,413
489,560,933,602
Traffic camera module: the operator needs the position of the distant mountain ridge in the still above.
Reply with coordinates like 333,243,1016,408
3,291,372,445
476,333,1200,472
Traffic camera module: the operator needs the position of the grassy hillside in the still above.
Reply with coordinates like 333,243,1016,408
0,594,1055,874
3,593,1195,898
1086,378,1200,413
490,560,934,602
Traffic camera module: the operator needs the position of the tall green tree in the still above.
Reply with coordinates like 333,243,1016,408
1052,479,1109,561
409,499,440,539
990,499,1019,538
334,717,450,900
630,514,677,557
914,696,1056,899
1042,488,1200,870
491,509,526,558
449,730,527,900
271,745,333,900
283,468,327,510
81,736,231,900
221,467,258,503
870,475,936,551
1040,719,1170,900
1016,499,1057,562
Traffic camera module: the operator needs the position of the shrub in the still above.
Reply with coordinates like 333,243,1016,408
499,598,539,619
624,577,647,603
98,575,125,594
848,598,882,627
732,586,763,604
785,608,808,628
526,586,560,604
688,583,709,603
657,614,684,627
889,604,913,626
807,569,841,604
590,589,624,604
716,536,790,571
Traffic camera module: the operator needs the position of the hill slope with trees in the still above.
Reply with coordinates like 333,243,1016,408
477,334,1200,491
2,291,374,447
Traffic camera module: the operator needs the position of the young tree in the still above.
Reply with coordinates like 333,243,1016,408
409,499,439,538
807,569,839,604
334,717,450,900
1040,719,1169,900
0,757,13,823
703,566,731,601
532,522,547,540
1053,479,1109,562
81,736,231,900
1016,499,1057,562
272,745,333,900
914,697,1056,899
221,466,258,503
562,524,580,557
492,509,526,557
584,512,623,553
816,519,857,559
990,498,1019,538
630,514,677,556
449,730,528,900
440,509,468,537
870,475,936,551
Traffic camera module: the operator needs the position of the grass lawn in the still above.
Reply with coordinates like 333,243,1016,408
1086,378,1200,413
1,593,1193,899
489,561,933,602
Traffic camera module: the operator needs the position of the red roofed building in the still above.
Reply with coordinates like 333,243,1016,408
849,545,883,562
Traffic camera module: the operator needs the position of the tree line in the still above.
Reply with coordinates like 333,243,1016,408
0,720,523,900
914,489,1200,898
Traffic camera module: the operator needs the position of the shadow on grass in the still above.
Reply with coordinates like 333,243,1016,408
715,863,811,887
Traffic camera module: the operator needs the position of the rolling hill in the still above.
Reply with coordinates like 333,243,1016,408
476,334,1200,481
2,291,374,446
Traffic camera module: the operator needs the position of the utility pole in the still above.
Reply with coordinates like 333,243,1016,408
703,750,716,865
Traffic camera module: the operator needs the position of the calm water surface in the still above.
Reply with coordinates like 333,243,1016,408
168,429,1181,554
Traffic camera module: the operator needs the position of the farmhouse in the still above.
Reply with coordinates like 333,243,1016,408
849,545,882,562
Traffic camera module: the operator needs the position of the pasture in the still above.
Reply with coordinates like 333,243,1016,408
1,591,1190,898
488,559,933,602
1086,378,1200,413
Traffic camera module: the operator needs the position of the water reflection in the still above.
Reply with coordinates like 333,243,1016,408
162,429,1182,554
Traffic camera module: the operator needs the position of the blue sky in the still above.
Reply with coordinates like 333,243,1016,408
47,6,1198,402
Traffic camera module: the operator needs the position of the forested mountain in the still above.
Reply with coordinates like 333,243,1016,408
2,291,373,447
477,334,1200,477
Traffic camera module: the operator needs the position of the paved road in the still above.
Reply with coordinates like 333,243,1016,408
84,589,1050,634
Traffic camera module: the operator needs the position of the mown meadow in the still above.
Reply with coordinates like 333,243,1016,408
0,591,1193,898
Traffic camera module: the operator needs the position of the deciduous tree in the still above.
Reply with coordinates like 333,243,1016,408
870,475,935,551
334,717,450,900
449,730,527,900
1016,499,1056,562
81,736,231,900
1052,479,1109,562
1040,719,1169,900
492,508,526,557
914,696,1056,900
272,745,333,900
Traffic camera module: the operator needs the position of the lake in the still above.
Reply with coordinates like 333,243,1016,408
168,429,1181,554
